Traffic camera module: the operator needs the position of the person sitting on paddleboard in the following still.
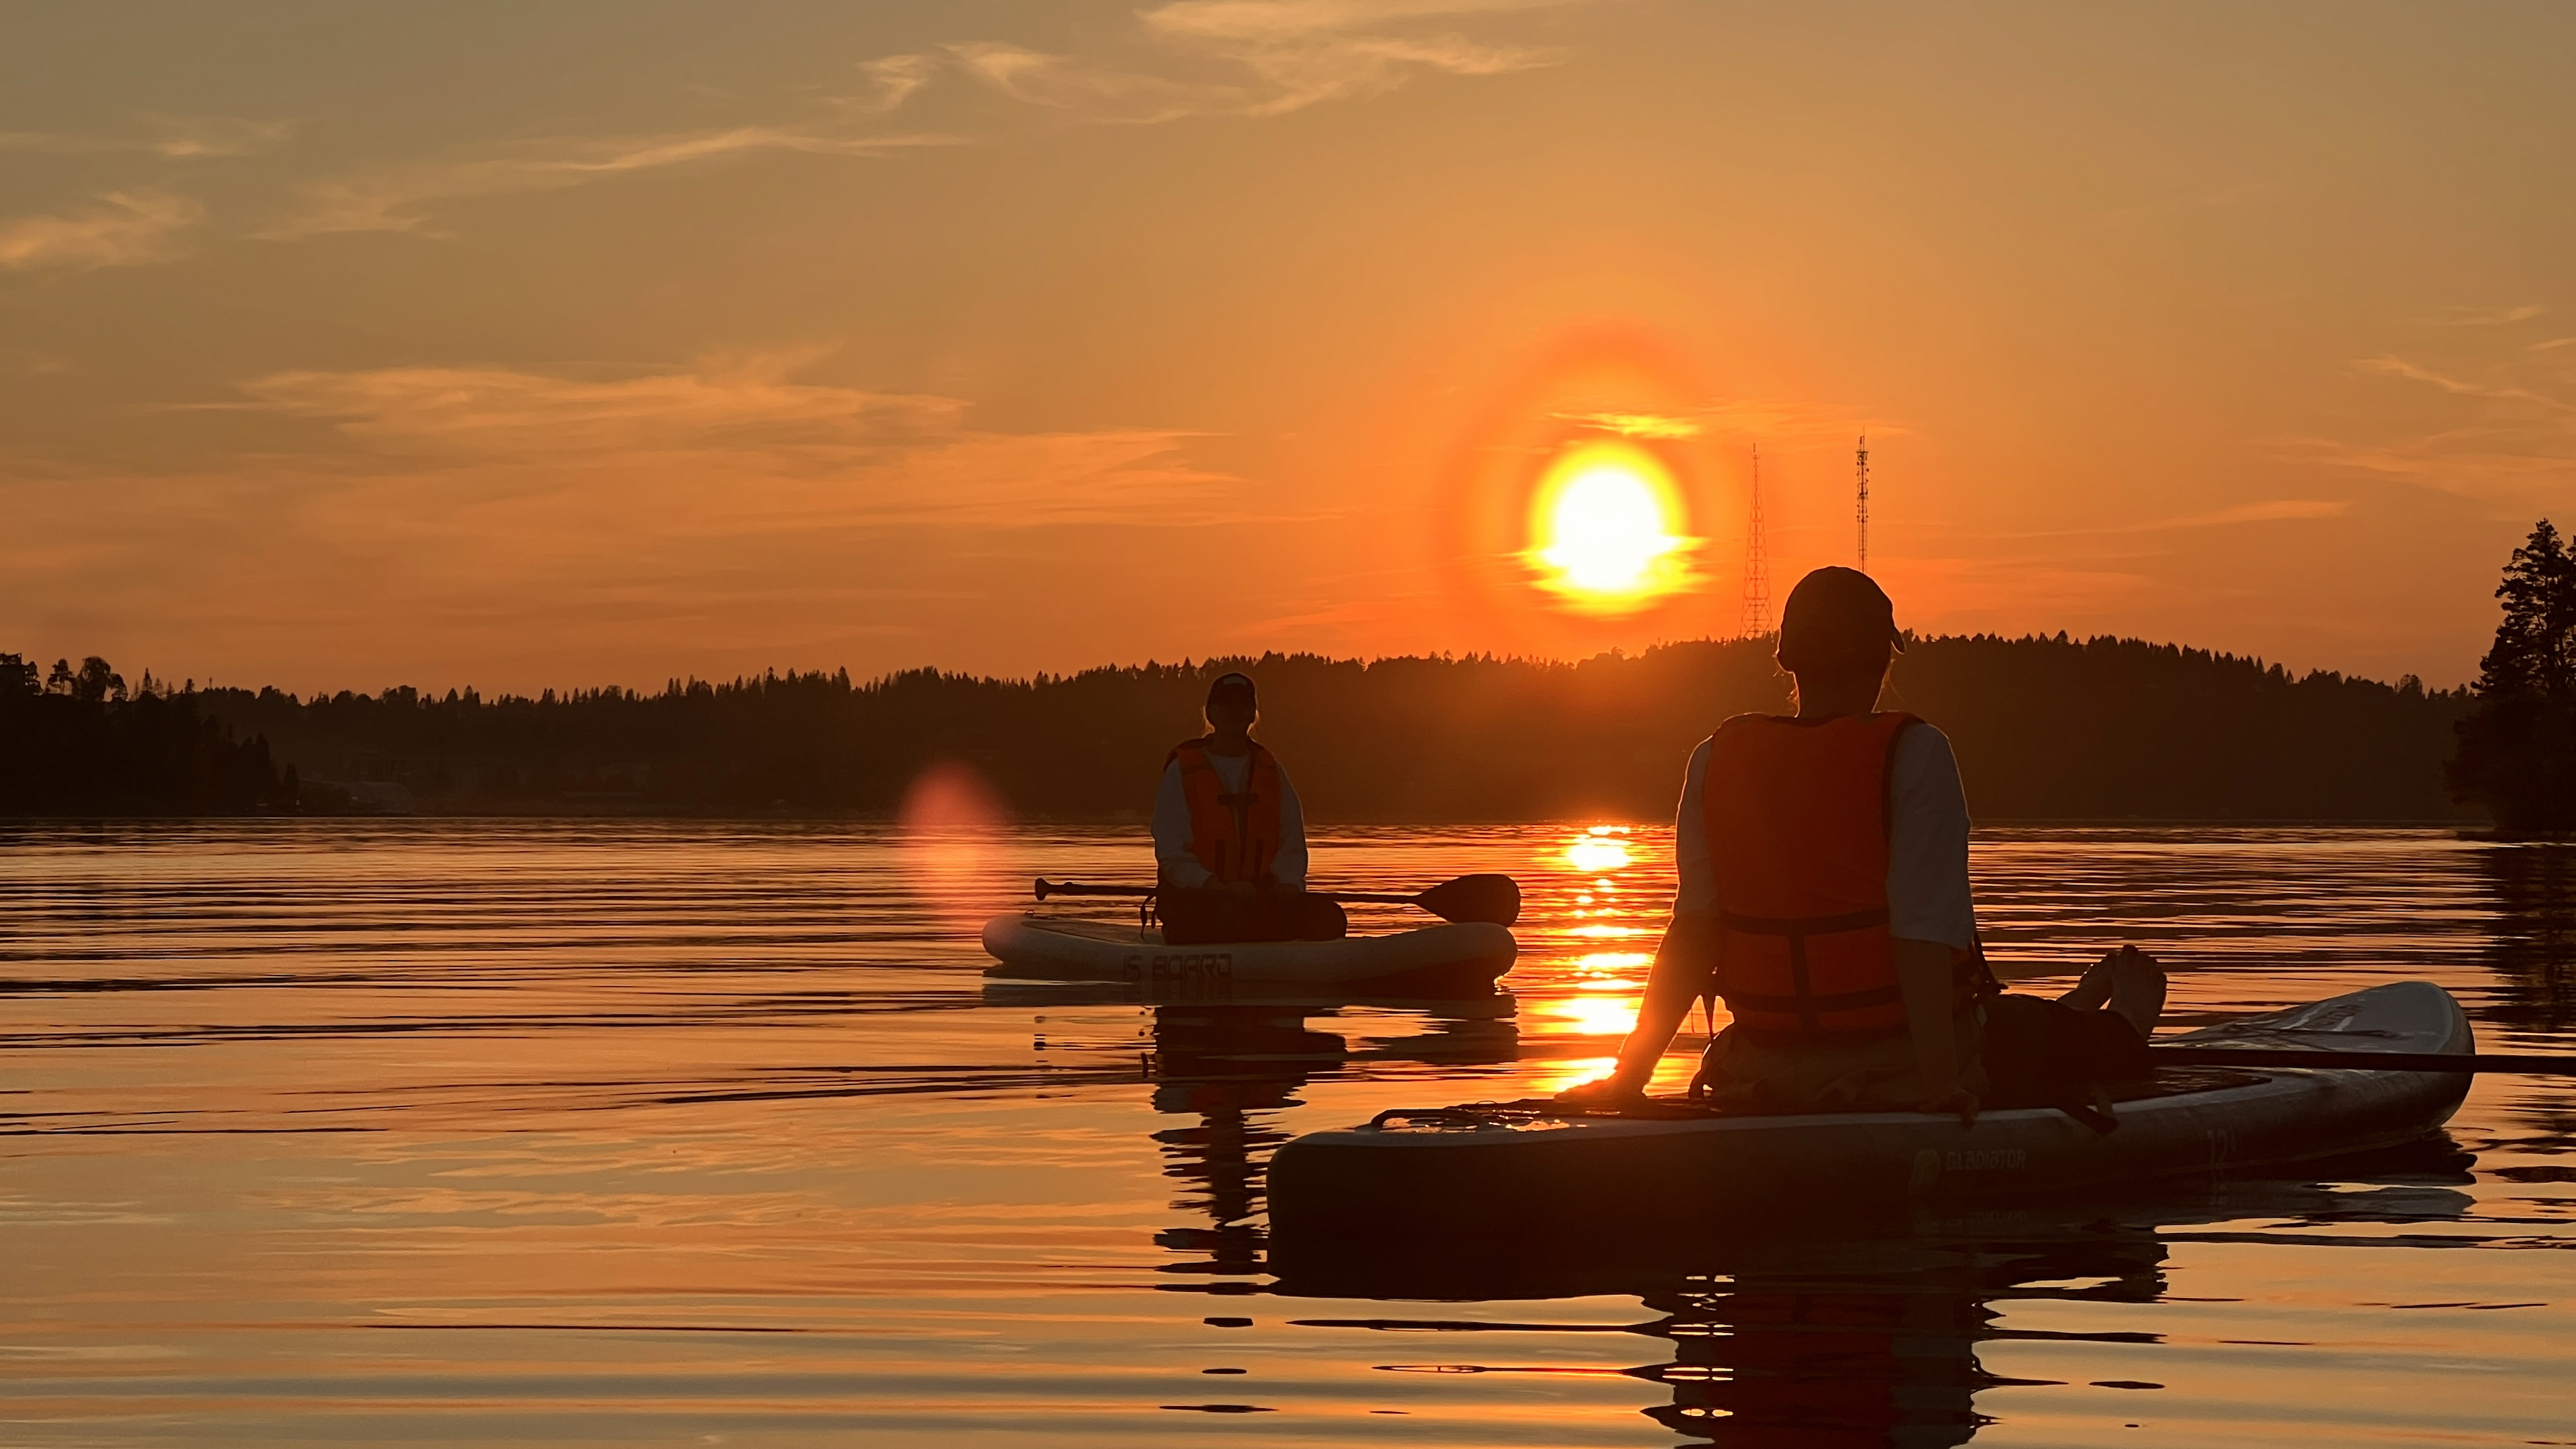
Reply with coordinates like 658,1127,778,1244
1562,566,2161,1122
1152,672,1347,947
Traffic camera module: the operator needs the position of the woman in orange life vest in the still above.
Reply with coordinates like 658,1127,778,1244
1151,672,1348,948
1562,568,2162,1120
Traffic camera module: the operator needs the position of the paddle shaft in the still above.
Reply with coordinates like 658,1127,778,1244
1036,878,1421,907
2152,1046,2576,1075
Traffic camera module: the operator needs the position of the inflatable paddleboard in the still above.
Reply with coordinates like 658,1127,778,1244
1270,980,2473,1239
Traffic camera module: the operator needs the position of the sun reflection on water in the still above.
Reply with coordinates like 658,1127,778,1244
1517,827,1669,1093
1565,829,1633,874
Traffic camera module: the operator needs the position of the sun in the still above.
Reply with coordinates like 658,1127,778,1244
1525,441,1694,612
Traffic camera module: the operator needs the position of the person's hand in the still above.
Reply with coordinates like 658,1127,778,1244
1554,1075,1645,1110
1915,1085,1980,1126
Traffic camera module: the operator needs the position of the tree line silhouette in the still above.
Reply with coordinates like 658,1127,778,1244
2450,519,2576,835
0,654,293,815
0,631,2460,822
17,522,2572,824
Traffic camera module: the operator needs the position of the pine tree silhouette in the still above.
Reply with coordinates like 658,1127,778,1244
2451,519,2576,833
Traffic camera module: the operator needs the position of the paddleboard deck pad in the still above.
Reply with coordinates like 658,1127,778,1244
1269,981,2473,1240
981,913,1515,996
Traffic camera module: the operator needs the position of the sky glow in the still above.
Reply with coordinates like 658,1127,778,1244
3,3,2570,691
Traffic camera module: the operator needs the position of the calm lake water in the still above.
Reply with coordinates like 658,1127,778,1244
2,821,2571,1446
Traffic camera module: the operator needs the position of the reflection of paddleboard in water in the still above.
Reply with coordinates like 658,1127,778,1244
1273,1136,2477,1447
1271,981,2475,1238
981,914,1515,995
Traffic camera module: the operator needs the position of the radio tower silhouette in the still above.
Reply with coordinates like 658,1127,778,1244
1740,445,1772,638
1855,433,1871,574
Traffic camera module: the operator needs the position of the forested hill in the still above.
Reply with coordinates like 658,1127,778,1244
152,634,2473,823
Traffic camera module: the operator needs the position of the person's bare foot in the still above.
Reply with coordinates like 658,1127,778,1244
2058,953,2118,1012
2058,945,2167,1034
2104,945,2167,1036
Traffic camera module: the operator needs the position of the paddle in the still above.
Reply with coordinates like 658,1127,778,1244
2149,1046,2576,1075
1034,873,1521,927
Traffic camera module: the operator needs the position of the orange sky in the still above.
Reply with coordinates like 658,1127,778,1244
4,2,2571,693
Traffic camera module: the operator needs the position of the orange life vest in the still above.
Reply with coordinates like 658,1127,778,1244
1165,738,1283,887
1701,710,1985,1042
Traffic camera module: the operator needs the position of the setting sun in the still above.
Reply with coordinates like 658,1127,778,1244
1526,442,1695,613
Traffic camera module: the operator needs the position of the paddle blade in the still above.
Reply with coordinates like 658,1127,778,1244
1416,873,1521,926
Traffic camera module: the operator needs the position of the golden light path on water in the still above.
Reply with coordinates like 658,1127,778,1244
0,820,2571,1444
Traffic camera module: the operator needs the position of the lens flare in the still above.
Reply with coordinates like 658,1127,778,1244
900,761,1010,933
1526,441,1695,613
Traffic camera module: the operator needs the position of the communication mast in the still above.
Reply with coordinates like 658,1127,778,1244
1856,433,1871,574
1740,445,1772,638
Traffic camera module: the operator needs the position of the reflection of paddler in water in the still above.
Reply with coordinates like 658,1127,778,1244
1146,994,1518,1278
1154,671,1348,947
1634,1232,2171,1446
1563,567,2165,1121
1150,1001,1346,1279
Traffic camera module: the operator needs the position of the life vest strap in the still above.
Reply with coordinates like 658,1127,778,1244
1719,983,1904,1014
1717,907,1891,937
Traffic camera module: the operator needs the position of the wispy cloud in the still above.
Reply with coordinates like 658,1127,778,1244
1562,411,1700,439
0,191,204,271
0,355,1273,682
219,355,1247,529
1991,498,2350,541
1693,396,1896,447
2354,354,2571,412
0,114,292,159
231,352,945,454
2277,431,2576,498
258,7,1566,240
2424,303,2544,327
2161,499,2348,527
268,125,961,237
2275,342,2576,501
847,54,942,114
954,0,1565,122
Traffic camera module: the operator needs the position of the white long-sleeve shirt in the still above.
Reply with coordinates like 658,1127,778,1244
1151,751,1311,890
1671,720,1978,949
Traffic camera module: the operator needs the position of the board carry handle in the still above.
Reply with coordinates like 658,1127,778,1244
1034,879,1155,901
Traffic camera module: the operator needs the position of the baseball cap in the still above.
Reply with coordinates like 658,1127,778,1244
1776,567,1905,671
1205,672,1258,708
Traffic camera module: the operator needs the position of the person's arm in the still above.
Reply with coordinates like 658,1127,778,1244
1888,726,1979,1123
1268,765,1309,891
1151,761,1212,890
1897,936,1976,1124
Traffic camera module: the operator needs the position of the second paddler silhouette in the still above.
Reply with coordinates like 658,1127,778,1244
1151,671,1350,947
